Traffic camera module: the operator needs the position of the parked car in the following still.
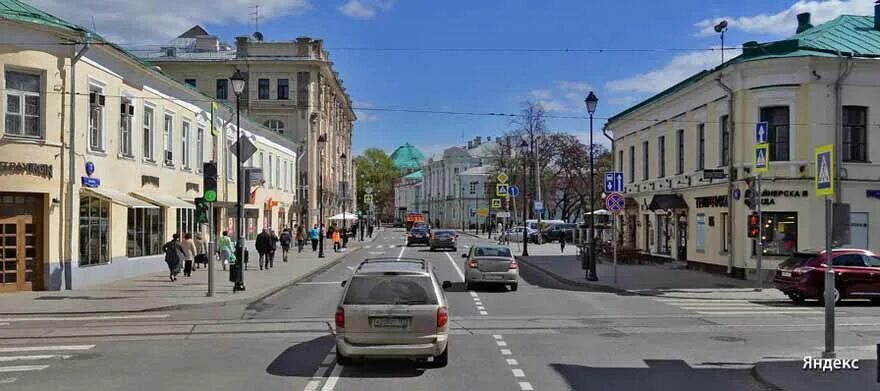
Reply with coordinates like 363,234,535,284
462,245,518,291
429,229,457,251
774,248,880,304
502,226,539,243
543,223,578,243
335,258,451,366
407,227,431,246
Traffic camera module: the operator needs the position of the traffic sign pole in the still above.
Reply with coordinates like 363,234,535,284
815,145,835,359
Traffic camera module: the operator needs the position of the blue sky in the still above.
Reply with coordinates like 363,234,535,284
32,0,877,155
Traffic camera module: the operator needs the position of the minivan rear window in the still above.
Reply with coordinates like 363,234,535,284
344,275,438,305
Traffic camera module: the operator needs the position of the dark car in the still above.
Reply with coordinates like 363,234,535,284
543,223,577,243
407,227,431,246
429,229,457,251
774,248,880,304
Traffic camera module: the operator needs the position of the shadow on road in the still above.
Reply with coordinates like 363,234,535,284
516,261,602,292
337,359,427,378
266,334,335,377
550,360,773,391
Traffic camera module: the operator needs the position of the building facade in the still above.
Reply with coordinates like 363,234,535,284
0,1,297,291
143,27,355,227
420,137,495,228
391,143,425,220
607,12,880,279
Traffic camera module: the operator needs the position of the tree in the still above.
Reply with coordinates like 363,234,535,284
354,148,399,220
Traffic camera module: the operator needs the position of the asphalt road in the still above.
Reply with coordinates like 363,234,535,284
3,228,880,390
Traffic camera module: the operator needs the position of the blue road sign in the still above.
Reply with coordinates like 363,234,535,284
605,172,624,193
508,185,519,198
606,192,625,213
533,201,544,213
756,121,769,144
470,207,477,216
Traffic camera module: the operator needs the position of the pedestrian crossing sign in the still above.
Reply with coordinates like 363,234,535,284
496,183,509,197
754,143,769,174
491,198,502,208
815,144,834,196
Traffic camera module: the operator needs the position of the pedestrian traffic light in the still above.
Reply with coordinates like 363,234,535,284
743,177,756,210
748,214,760,238
194,197,209,224
203,162,218,203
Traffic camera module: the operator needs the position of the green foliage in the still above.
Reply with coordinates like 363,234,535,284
354,148,400,214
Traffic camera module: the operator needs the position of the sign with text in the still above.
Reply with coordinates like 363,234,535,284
702,169,726,180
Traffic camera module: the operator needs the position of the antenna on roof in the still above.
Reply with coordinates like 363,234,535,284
91,15,97,32
251,4,263,38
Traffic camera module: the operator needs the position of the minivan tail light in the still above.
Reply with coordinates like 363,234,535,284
437,307,448,328
467,259,479,268
335,306,345,328
509,260,518,270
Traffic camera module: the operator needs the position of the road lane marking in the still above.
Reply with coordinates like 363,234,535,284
443,252,465,281
512,369,525,377
519,382,534,390
496,341,507,347
0,314,168,322
297,281,343,285
321,355,334,365
493,335,503,340
469,292,478,297
376,245,384,249
506,359,519,365
477,306,485,310
480,310,488,315
500,349,512,355
0,345,95,353
396,246,406,261
0,365,50,373
320,363,343,391
364,245,372,249
0,355,72,363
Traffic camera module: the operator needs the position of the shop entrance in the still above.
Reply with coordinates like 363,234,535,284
0,193,43,292
677,214,688,261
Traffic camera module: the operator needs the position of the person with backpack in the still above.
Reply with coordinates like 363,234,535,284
279,227,292,262
162,233,185,281
295,225,306,253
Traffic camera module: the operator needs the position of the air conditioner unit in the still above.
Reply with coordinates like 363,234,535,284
121,103,134,116
89,92,105,107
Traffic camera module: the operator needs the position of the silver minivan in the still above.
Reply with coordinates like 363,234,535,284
335,258,452,367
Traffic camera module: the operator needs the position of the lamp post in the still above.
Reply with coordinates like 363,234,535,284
341,152,348,249
317,133,327,258
519,139,529,256
230,69,246,291
585,91,599,281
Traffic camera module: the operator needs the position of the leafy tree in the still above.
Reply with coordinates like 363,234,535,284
354,148,399,219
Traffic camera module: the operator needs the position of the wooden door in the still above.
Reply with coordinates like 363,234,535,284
0,215,37,292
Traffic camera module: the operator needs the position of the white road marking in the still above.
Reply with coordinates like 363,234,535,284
480,310,488,315
310,365,329,380
321,355,334,365
469,291,478,298
0,345,95,353
500,349,512,355
443,252,466,281
493,335,503,340
496,341,507,347
0,355,72,363
346,266,356,270
698,311,822,315
477,306,485,310
0,323,8,327
0,365,50,373
512,369,525,377
0,314,168,322
519,382,534,390
320,363,343,391
376,245,384,249
506,359,519,365
304,380,320,391
364,245,372,249
297,281,343,285
397,246,406,261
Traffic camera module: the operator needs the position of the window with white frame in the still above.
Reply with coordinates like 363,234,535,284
264,119,285,134
268,153,273,188
275,155,280,188
89,85,105,151
163,113,174,166
119,97,134,157
282,160,288,191
697,123,705,170
181,120,191,169
4,70,41,138
196,127,204,171
143,105,155,160
695,214,706,251
226,137,235,180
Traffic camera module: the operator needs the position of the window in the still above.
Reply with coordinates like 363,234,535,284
181,121,191,169
469,182,476,194
176,208,196,236
618,150,623,172
282,160,288,191
163,113,174,166
268,153,273,188
275,155,280,188
216,79,228,100
719,115,729,167
629,146,635,183
657,136,666,178
89,85,105,151
264,119,285,134
864,255,880,267
226,138,235,180
196,127,204,171
258,78,270,99
720,212,729,252
676,129,684,174
143,106,154,160
657,215,672,255
761,106,790,161
754,212,798,256
642,141,649,180
119,98,133,157
297,71,310,108
126,207,164,257
184,79,196,88
4,70,41,138
697,123,705,170
832,254,867,267
842,106,867,162
277,79,289,100
344,275,438,305
695,214,706,251
79,195,110,266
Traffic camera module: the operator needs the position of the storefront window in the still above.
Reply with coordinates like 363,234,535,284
127,208,165,257
657,214,672,255
79,195,110,266
755,212,798,256
695,214,706,251
720,212,729,252
176,208,196,236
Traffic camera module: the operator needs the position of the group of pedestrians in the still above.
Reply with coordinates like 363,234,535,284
162,232,209,281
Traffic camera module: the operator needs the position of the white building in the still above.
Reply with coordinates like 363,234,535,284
420,137,496,228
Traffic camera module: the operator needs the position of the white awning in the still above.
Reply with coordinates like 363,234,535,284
329,212,358,221
83,188,158,208
131,192,194,209
585,209,610,215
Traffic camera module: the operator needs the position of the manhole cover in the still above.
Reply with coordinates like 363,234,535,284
710,336,747,343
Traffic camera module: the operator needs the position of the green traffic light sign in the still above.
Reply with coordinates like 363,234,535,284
204,189,217,203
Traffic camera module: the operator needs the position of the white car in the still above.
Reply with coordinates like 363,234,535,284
502,226,538,243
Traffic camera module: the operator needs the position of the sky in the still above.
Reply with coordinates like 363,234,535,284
29,0,877,156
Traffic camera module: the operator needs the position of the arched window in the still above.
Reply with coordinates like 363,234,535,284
264,119,285,134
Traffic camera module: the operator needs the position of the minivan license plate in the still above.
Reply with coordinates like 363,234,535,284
371,317,409,328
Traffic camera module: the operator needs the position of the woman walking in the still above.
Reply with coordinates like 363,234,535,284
194,232,207,270
217,231,233,271
295,225,306,254
162,233,184,281
181,232,196,277
279,227,292,262
310,225,320,252
331,229,342,252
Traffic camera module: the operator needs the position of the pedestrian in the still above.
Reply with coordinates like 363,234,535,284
194,231,207,270
332,229,342,252
560,236,566,254
256,228,271,270
296,225,306,253
181,232,196,277
162,233,185,281
218,231,233,271
367,223,373,238
351,223,358,242
267,229,279,269
280,227,292,262
310,224,320,251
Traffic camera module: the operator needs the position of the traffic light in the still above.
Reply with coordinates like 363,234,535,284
194,197,209,224
203,162,218,203
743,177,757,210
747,214,760,238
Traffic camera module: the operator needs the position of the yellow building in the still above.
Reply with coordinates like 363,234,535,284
0,0,298,291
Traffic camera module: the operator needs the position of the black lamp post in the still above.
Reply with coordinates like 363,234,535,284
230,69,246,291
317,133,327,258
585,91,599,281
519,139,529,256
341,152,348,249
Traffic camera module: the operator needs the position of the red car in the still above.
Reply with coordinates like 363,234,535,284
774,248,880,304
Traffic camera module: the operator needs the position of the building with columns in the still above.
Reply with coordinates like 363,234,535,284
420,137,496,228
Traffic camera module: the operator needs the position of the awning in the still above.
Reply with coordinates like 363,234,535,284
624,197,639,208
131,192,194,209
585,209,610,215
83,188,158,208
648,194,688,211
178,192,201,203
329,212,358,221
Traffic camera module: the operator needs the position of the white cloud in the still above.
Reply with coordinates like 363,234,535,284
694,0,874,36
605,48,741,94
338,0,395,20
28,0,311,43
525,80,594,113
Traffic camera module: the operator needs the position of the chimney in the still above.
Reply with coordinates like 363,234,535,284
235,36,250,58
796,12,813,34
875,0,880,30
475,136,482,145
194,35,220,52
467,141,473,149
487,136,492,142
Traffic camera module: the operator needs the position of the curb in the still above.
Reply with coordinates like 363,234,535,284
515,256,624,294
750,361,789,391
455,230,488,240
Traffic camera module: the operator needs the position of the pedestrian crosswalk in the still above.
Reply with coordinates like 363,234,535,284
364,244,400,249
0,344,95,381
653,297,822,316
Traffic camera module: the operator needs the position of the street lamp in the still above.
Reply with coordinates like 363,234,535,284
230,69,246,292
584,91,599,281
340,152,348,249
519,139,529,256
317,133,327,258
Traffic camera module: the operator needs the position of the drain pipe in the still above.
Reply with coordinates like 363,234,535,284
833,52,853,204
716,77,735,275
65,33,90,290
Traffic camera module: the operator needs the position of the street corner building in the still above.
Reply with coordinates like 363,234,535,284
0,0,301,292
606,11,880,280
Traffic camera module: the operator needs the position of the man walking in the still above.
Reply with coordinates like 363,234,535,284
267,229,279,269
256,228,271,270
310,224,320,252
280,227,292,262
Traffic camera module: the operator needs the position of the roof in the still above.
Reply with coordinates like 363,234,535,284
608,14,880,125
402,170,423,180
460,165,491,176
390,143,426,170
179,25,209,38
0,0,85,32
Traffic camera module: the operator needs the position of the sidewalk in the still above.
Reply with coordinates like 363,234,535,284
0,238,375,315
754,355,877,391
